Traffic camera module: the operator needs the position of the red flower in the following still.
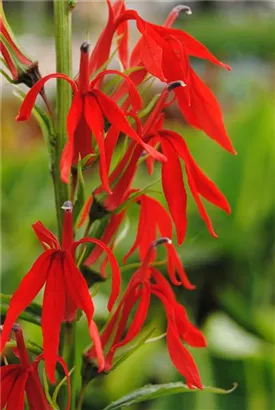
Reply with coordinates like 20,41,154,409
0,2,42,88
0,201,120,383
98,1,235,154
16,42,165,190
85,238,206,388
0,324,70,410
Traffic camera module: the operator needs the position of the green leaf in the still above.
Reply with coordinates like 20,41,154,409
52,366,75,409
0,304,41,326
1,293,42,317
103,382,238,410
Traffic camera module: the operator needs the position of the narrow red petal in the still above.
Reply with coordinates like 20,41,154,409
84,95,111,194
76,238,120,311
60,93,83,184
104,125,121,175
174,303,207,348
32,221,59,250
6,369,29,410
166,245,195,290
41,253,65,384
77,195,93,229
113,0,129,69
0,251,54,352
167,322,203,389
161,139,187,244
0,366,21,408
93,89,166,163
16,73,77,121
176,69,235,154
89,320,105,372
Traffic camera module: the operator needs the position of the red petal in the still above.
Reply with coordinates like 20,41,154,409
88,0,115,77
174,303,207,348
167,322,203,389
105,125,121,175
89,321,105,372
84,95,111,194
6,368,29,410
93,89,166,163
166,245,195,290
162,130,230,213
186,167,218,238
138,34,166,81
160,139,187,244
0,251,54,352
0,366,21,408
16,74,77,121
176,69,235,154
41,254,65,384
74,239,121,312
113,0,129,69
32,221,60,250
90,69,142,112
25,370,50,410
113,283,151,349
60,93,83,184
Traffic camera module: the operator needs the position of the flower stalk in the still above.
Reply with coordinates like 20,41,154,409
53,0,71,239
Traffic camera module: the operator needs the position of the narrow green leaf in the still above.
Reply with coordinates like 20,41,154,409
1,293,42,317
103,383,238,410
0,304,41,326
52,366,75,408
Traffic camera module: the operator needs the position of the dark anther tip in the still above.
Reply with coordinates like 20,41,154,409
81,41,90,53
61,200,73,211
152,237,172,248
12,323,21,332
167,80,186,92
174,5,192,15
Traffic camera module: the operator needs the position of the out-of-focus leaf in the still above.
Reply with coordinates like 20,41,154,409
103,382,237,410
1,293,42,317
0,304,41,326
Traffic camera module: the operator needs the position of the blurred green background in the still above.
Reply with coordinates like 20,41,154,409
1,1,275,409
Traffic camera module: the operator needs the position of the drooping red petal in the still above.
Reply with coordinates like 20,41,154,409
162,130,231,213
174,303,207,348
62,254,105,371
32,221,60,250
0,251,55,352
0,366,21,409
84,95,111,194
16,73,77,121
186,167,218,238
60,93,83,184
41,253,65,384
25,369,50,410
113,282,151,349
166,244,195,290
113,0,129,69
167,322,203,389
176,69,235,154
6,368,29,410
138,34,166,82
93,89,166,163
75,238,120,311
160,139,187,244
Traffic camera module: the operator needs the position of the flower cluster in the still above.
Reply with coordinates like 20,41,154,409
0,0,235,406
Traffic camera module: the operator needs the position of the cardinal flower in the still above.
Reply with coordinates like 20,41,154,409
16,42,165,190
96,0,235,154
0,201,120,383
85,238,206,388
0,324,70,410
0,1,42,88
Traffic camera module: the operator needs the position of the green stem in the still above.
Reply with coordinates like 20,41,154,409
53,0,71,240
76,383,88,410
60,322,77,409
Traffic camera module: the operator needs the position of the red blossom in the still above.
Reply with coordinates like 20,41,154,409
16,42,165,189
85,238,205,388
0,324,70,410
0,202,120,383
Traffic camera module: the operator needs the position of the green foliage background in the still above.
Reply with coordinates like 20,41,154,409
1,2,275,409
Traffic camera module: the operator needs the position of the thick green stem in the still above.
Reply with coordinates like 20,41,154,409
53,1,76,409
53,0,71,240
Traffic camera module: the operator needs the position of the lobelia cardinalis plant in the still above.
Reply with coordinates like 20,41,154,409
0,1,237,409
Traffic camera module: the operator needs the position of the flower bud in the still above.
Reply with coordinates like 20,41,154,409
0,1,42,88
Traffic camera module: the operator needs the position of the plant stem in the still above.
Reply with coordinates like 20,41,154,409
53,0,71,240
53,1,76,409
76,383,88,410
